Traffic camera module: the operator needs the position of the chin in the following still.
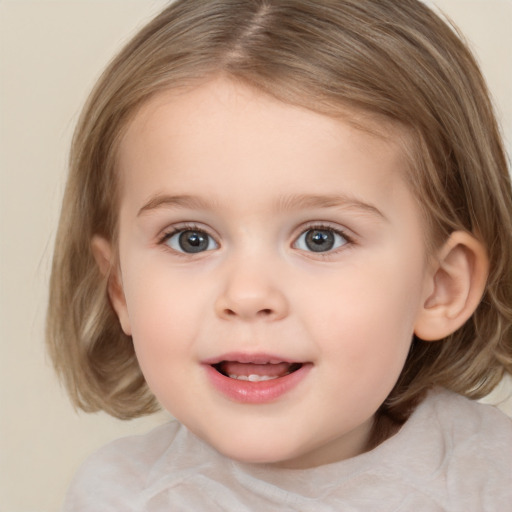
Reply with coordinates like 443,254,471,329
213,436,317,468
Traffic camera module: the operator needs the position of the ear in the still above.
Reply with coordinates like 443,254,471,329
91,235,132,336
414,231,489,341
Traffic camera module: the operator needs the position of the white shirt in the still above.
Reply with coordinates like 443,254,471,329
63,388,512,511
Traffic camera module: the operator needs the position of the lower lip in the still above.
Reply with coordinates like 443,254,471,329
203,364,312,404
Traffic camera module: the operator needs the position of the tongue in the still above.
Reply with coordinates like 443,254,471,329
218,361,296,378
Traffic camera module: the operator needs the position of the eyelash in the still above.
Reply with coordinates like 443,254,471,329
157,223,354,256
159,223,206,242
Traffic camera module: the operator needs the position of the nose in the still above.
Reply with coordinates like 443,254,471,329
214,259,289,322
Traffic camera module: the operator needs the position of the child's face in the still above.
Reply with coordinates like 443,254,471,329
109,78,434,468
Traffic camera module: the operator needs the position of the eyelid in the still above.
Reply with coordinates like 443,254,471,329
293,221,355,241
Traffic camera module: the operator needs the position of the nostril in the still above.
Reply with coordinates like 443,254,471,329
258,308,273,316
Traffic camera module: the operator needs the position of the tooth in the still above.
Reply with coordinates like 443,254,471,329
250,374,277,382
227,374,279,382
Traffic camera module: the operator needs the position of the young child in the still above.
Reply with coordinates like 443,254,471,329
47,0,512,509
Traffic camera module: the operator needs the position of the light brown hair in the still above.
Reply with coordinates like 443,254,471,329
47,0,512,423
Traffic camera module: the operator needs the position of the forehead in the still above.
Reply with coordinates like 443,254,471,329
118,79,416,220
120,78,409,165
124,77,407,143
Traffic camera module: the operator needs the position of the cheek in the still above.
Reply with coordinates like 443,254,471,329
122,278,199,406
120,259,205,364
303,257,424,381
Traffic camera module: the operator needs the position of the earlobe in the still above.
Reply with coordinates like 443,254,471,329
414,231,489,341
91,235,132,336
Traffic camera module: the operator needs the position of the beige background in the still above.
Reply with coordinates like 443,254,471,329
1,1,511,511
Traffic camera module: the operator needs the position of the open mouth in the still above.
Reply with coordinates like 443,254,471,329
212,361,303,382
204,355,312,403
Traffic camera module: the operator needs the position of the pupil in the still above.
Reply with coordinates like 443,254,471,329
179,230,208,253
305,229,334,252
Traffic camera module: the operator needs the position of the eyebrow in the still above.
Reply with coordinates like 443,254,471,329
276,193,387,221
138,194,216,216
138,192,387,221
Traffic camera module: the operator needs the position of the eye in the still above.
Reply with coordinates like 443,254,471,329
163,228,218,254
294,227,348,253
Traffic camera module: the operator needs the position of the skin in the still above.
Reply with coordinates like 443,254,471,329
99,78,445,469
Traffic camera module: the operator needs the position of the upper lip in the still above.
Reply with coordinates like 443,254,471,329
202,352,303,365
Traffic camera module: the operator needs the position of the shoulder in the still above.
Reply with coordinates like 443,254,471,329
420,387,512,442
62,421,182,512
424,388,512,471
395,388,512,509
